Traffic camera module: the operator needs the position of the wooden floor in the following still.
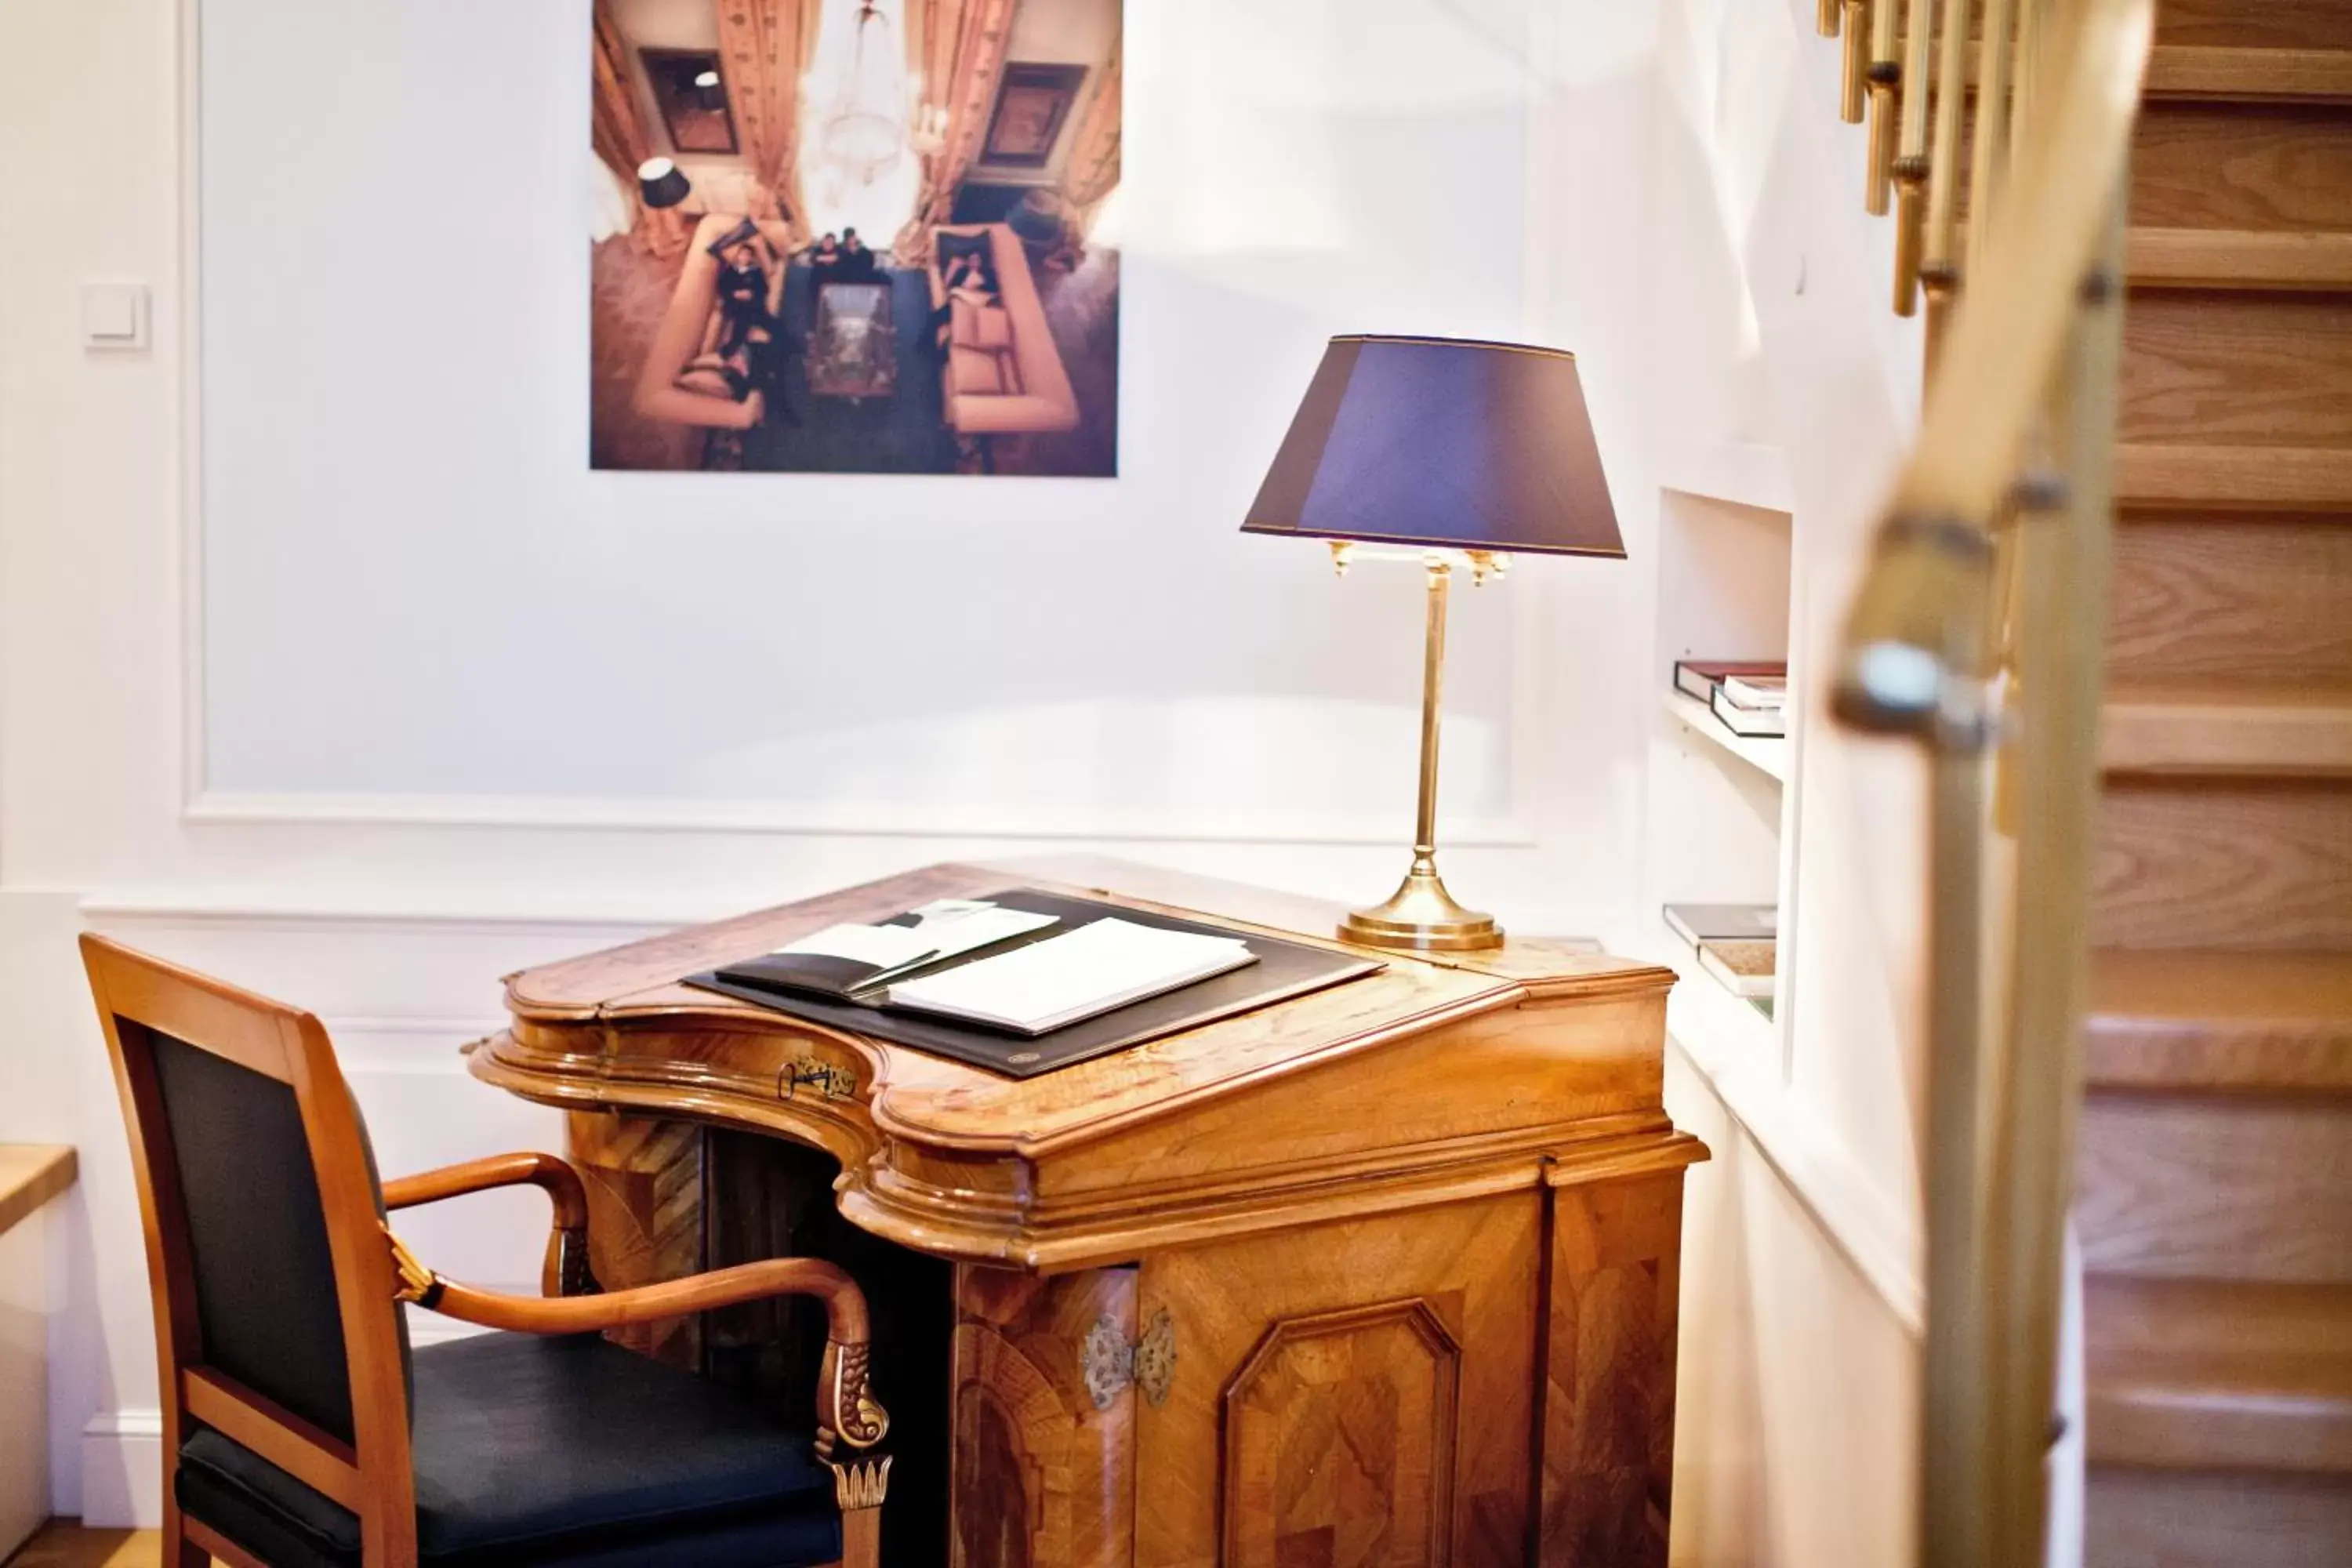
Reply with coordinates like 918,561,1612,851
4,1524,159,1568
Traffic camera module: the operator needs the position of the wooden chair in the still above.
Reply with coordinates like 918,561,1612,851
82,935,891,1567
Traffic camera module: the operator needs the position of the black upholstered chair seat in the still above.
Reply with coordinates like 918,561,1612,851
177,1331,840,1567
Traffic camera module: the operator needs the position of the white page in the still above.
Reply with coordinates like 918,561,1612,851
779,922,938,967
887,918,1254,1033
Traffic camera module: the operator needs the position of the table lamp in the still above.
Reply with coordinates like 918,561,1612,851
1243,334,1624,953
637,157,693,209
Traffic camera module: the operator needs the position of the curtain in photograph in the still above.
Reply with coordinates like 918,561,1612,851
892,0,1018,266
1062,46,1121,233
718,0,828,240
592,0,685,256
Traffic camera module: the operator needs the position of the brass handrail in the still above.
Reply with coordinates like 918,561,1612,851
1829,0,2154,1563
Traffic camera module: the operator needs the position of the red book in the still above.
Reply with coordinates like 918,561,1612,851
1673,659,1786,705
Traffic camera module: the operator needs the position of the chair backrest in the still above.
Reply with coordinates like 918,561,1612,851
82,935,419,1561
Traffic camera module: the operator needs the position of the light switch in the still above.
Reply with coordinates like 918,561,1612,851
81,282,150,350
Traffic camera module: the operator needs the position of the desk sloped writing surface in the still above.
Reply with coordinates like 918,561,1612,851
472,862,1705,1566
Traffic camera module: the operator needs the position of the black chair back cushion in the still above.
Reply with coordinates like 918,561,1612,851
149,1027,408,1443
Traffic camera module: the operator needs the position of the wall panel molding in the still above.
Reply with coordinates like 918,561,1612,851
182,788,1541,850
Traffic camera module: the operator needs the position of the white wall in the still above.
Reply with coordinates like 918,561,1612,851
1639,1,1933,1563
0,0,1670,1523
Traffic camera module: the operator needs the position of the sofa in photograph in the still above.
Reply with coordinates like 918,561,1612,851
925,222,1079,439
633,212,796,431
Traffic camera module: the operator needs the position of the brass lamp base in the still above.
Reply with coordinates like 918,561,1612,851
1341,861,1504,953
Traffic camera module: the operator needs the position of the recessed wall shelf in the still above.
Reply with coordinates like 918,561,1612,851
1660,441,1795,514
1663,688,1790,785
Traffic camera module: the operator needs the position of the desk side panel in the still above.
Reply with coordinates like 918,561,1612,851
952,1265,1138,1568
565,1111,706,1367
1538,1169,1688,1568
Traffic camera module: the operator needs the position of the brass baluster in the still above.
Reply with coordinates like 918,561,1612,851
1920,0,1976,359
1821,0,1844,37
1867,0,1904,212
1966,0,2017,278
1892,0,1939,311
2013,0,2046,153
1842,0,1871,122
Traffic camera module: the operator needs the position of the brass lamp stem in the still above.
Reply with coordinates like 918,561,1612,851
1341,557,1503,953
1413,557,1448,856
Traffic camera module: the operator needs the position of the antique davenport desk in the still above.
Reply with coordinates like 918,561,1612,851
468,862,1704,1567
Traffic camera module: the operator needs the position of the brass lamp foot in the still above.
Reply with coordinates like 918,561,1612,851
1341,859,1503,953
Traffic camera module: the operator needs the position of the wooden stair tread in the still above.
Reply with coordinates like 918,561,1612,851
2117,444,2352,510
2144,45,2352,103
2130,227,2352,292
1957,45,2352,102
0,1143,76,1240
2103,684,2352,777
2089,949,2352,1094
2086,1276,2352,1474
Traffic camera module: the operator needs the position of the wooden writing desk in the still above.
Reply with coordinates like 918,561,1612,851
470,861,1704,1566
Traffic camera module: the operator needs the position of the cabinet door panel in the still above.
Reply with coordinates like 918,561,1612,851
1135,1196,1541,1568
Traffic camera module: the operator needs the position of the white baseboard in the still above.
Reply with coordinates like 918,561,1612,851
80,1409,162,1530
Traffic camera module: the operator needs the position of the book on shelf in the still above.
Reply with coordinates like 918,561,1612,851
1719,672,1787,710
1710,684,1788,737
1673,658,1785,706
1663,902,1777,949
1697,936,1776,1000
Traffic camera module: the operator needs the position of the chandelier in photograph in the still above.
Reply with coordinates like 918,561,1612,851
818,1,907,186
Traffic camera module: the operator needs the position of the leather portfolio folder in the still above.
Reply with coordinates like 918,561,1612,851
684,888,1383,1079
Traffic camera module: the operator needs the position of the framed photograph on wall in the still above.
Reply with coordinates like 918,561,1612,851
982,63,1089,168
640,46,739,154
589,0,1122,478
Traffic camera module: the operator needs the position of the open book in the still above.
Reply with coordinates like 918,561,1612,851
885,917,1258,1036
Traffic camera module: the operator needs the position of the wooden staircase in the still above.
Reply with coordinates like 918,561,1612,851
2082,0,2352,1559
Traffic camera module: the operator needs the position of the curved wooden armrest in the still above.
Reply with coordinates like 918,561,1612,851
383,1152,597,1298
384,1152,589,1227
386,1238,888,1454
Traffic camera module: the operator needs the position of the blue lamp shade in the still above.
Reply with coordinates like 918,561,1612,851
1243,336,1624,559
637,157,693,210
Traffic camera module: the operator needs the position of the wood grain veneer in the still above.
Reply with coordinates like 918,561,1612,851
481,861,1702,1563
2121,291,2352,448
2144,46,2352,103
2151,0,2352,53
2085,1275,2352,1472
2132,103,2352,230
2087,948,2352,1093
2102,686,2352,777
2094,779,2352,949
2129,227,2352,288
2115,442,2352,510
2076,1092,2352,1281
2110,514,2352,687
